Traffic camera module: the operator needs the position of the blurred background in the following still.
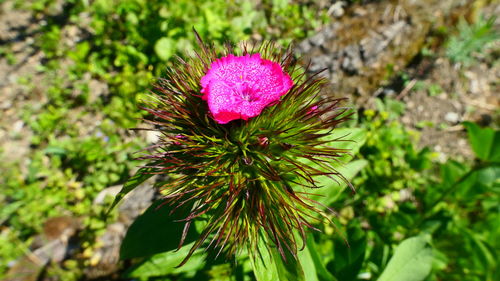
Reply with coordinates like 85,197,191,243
0,0,498,280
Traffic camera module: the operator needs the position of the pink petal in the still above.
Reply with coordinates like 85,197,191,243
200,53,293,124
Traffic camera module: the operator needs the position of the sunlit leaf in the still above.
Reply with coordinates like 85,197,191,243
323,128,367,163
297,241,319,281
250,244,280,281
311,159,368,205
463,122,500,162
305,233,337,281
377,235,433,281
271,245,305,281
155,37,176,61
250,239,306,281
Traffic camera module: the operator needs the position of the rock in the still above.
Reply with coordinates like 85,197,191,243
328,1,346,18
296,0,476,101
444,112,460,124
12,120,24,134
2,257,43,281
146,130,161,144
84,178,157,279
84,223,125,279
117,179,157,225
3,217,81,281
42,216,80,241
93,185,122,205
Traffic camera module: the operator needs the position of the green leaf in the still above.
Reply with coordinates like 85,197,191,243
477,166,500,189
108,166,155,212
295,128,367,206
0,201,24,225
271,246,305,281
463,122,500,161
439,160,476,197
124,242,206,278
440,160,467,184
385,98,406,118
250,239,306,281
462,227,497,271
43,146,67,156
155,37,176,61
311,159,368,206
297,241,319,281
120,200,198,259
305,234,337,281
377,235,433,281
250,244,280,281
328,220,367,280
323,128,367,163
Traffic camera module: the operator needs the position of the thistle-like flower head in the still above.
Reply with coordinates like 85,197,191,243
138,33,351,265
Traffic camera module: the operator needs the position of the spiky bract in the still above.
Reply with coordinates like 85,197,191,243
138,35,351,265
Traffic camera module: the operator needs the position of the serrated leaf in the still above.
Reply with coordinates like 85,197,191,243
377,235,433,281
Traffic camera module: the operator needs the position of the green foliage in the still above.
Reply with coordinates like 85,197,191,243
328,220,367,280
250,238,306,281
302,98,498,281
377,235,433,281
118,97,498,281
463,121,500,162
446,16,499,65
2,0,498,280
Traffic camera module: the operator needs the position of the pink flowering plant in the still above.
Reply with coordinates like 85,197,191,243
112,33,365,279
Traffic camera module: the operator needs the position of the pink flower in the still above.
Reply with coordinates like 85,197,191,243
307,105,319,115
200,53,293,124
173,134,187,145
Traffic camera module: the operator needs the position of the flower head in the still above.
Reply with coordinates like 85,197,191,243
200,53,293,124
134,35,352,265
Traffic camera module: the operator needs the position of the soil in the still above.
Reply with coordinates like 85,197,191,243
297,0,499,161
0,0,40,164
398,53,499,161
